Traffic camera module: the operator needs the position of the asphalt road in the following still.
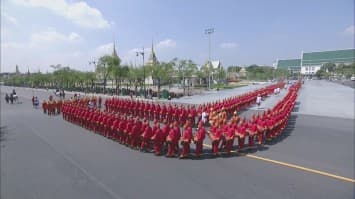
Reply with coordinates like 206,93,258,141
330,79,355,89
1,85,354,199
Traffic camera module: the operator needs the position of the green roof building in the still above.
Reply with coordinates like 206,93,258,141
276,49,355,75
276,59,301,74
301,49,355,75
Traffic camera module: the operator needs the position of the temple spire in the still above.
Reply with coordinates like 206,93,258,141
147,40,158,66
112,39,118,58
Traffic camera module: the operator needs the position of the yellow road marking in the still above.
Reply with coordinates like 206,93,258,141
202,144,355,183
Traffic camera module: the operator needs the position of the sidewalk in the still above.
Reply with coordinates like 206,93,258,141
238,87,288,119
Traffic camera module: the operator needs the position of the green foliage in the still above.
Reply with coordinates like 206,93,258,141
322,62,336,72
227,66,241,73
151,62,174,85
317,62,355,79
246,65,288,80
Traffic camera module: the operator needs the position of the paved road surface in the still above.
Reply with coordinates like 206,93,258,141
1,82,354,199
331,79,355,89
171,83,271,104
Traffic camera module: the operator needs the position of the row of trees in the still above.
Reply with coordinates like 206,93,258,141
94,55,203,95
3,67,96,90
227,65,289,80
316,62,355,79
3,55,290,95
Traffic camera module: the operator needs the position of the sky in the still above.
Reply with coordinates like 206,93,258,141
1,0,354,73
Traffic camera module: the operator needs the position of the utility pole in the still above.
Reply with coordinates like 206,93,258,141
136,47,146,98
205,28,214,89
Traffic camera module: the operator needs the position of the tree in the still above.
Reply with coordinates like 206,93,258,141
216,66,226,83
151,62,174,96
170,58,197,95
96,55,115,94
227,66,241,73
107,55,121,94
322,63,336,73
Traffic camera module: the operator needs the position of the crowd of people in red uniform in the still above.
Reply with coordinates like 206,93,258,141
103,82,285,126
60,81,301,158
41,95,63,116
207,81,301,155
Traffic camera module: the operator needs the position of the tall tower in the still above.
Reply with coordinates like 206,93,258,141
146,41,158,66
112,40,118,59
15,65,20,75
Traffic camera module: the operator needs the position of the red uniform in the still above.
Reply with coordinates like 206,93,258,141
42,101,48,114
141,124,153,151
118,119,127,143
209,126,222,155
130,120,141,148
166,125,181,157
247,122,257,147
151,124,164,155
194,124,206,157
224,124,235,154
236,124,246,149
256,119,265,144
180,125,192,158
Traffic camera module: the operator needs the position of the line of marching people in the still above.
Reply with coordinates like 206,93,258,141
61,81,300,158
206,81,301,155
41,95,63,116
62,101,207,158
103,82,285,127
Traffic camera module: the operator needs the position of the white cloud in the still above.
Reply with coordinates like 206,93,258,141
95,42,114,57
343,25,354,36
220,42,238,49
1,12,18,26
12,0,110,29
1,29,82,55
156,39,176,49
68,32,81,41
29,29,82,47
118,47,151,65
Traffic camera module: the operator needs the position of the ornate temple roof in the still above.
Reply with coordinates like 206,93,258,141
146,41,159,66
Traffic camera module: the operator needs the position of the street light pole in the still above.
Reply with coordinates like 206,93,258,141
136,47,146,98
89,60,97,91
205,28,214,90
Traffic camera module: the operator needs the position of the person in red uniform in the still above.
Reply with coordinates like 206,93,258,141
247,120,258,148
236,119,247,150
93,110,100,133
140,121,153,151
265,115,275,141
42,100,48,114
125,117,134,146
56,99,62,114
224,120,236,154
256,117,265,145
209,121,222,156
102,112,110,137
98,96,102,109
180,106,187,126
173,105,180,123
161,104,167,121
193,121,206,158
151,122,164,155
167,105,173,123
118,117,127,144
161,120,171,153
166,121,180,157
180,121,192,159
130,118,141,149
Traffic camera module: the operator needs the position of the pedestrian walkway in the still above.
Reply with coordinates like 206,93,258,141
239,87,288,119
171,83,271,104
296,80,354,119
